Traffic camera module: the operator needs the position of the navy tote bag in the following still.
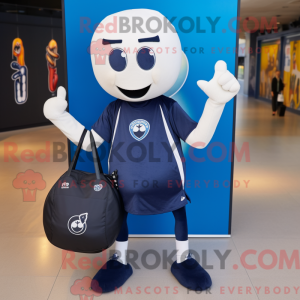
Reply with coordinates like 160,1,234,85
43,129,124,253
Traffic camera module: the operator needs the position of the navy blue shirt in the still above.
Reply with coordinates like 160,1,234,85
92,95,197,215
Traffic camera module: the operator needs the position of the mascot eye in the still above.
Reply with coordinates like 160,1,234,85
137,47,155,70
109,48,127,72
32,180,35,184
23,180,27,184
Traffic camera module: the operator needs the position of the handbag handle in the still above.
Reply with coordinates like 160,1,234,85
67,128,87,176
66,129,104,179
90,130,104,179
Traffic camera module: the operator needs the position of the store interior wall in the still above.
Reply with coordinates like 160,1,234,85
243,28,300,114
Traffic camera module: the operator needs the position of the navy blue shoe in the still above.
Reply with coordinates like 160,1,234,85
91,254,133,293
171,253,212,291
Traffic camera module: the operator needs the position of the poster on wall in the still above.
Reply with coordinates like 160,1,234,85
11,38,28,104
259,40,280,100
46,39,60,93
283,38,300,110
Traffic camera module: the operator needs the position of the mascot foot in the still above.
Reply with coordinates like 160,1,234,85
171,253,212,291
91,254,133,293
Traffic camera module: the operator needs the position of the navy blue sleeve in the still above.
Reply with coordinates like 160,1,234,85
169,102,198,141
92,102,115,143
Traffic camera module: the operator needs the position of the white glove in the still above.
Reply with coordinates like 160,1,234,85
44,86,68,119
197,60,240,105
43,86,104,151
185,61,240,149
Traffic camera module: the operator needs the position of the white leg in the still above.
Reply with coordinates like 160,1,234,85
114,241,128,265
176,239,189,263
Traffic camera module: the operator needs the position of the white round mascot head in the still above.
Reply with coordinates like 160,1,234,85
90,9,182,101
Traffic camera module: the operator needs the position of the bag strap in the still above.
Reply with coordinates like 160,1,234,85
66,129,104,179
67,128,87,176
90,130,104,179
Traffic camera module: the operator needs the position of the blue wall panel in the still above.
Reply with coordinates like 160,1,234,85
63,0,239,235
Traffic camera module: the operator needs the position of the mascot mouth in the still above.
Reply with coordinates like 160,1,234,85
117,85,151,98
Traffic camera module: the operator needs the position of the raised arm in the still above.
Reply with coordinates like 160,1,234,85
186,61,240,149
43,86,104,151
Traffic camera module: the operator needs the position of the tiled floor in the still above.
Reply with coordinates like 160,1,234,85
0,94,300,300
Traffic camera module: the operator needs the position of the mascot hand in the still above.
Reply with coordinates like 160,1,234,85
44,86,68,120
197,60,240,105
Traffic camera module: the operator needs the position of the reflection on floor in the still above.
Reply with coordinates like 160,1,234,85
0,95,300,300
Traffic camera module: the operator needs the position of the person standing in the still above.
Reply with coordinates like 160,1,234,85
271,70,284,116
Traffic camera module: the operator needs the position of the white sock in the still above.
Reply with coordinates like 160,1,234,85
114,241,128,265
176,239,189,263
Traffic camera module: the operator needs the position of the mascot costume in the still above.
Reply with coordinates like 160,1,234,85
44,9,240,293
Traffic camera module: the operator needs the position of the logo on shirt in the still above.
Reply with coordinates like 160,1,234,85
94,184,103,192
68,213,88,235
129,119,150,141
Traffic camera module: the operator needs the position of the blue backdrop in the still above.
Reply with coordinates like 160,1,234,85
63,0,239,236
